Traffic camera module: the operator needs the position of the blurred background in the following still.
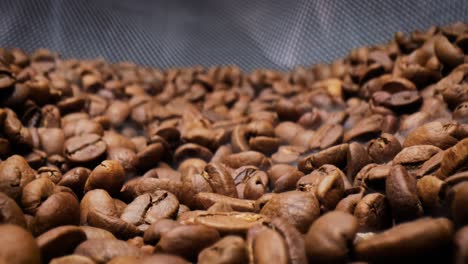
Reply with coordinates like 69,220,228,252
0,0,466,70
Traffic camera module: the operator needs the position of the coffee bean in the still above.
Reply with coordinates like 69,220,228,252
404,121,460,149
393,145,442,173
355,218,453,262
58,167,91,197
386,165,423,223
80,189,141,239
0,224,41,264
298,144,348,173
0,192,26,227
455,226,468,264
305,211,358,263
155,224,220,261
194,192,255,212
267,164,304,193
74,238,144,264
198,235,247,264
143,219,180,245
64,133,107,166
0,155,36,202
260,191,320,233
186,211,269,234
354,193,392,231
120,191,179,228
436,138,468,179
453,101,468,123
84,160,125,195
222,151,271,170
247,225,289,264
37,225,87,262
50,254,95,264
368,133,402,164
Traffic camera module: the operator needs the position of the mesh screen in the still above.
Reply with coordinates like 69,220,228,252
0,0,467,71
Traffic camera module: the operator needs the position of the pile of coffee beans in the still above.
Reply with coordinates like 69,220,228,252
0,21,467,264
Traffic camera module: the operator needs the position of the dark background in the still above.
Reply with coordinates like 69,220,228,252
0,0,466,71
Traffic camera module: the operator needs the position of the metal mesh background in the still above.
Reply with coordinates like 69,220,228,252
0,0,467,71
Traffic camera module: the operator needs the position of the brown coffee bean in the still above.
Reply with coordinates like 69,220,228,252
232,166,268,199
347,142,372,180
120,177,185,203
80,189,141,239
260,191,320,233
80,226,116,240
194,192,255,212
305,211,358,263
298,143,349,173
309,123,344,150
58,167,91,197
201,162,238,198
221,151,271,170
50,254,95,264
271,145,305,165
267,164,304,193
354,193,392,232
455,226,468,264
368,133,402,164
386,165,423,223
274,122,304,144
75,239,144,264
434,35,464,68
297,165,346,211
64,133,107,165
355,218,453,262
102,131,137,151
34,191,81,235
22,177,55,214
105,101,130,126
447,182,468,226
393,145,442,173
3,108,33,149
335,187,365,213
143,219,181,245
414,151,444,178
453,101,468,123
416,175,445,214
344,115,383,142
0,192,26,227
185,211,268,234
247,225,289,264
120,191,179,228
37,128,65,155
37,225,87,262
198,235,247,264
404,121,460,149
436,138,468,179
137,254,189,264
0,155,36,202
135,142,165,171
155,224,220,261
0,224,41,264
84,160,125,195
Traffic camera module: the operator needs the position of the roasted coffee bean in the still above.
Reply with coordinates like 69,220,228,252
221,151,271,170
0,224,41,264
436,138,468,179
80,226,116,240
194,192,256,212
232,166,268,199
298,144,349,173
393,145,442,173
37,225,87,262
447,182,468,227
386,165,423,223
404,121,460,149
182,211,269,234
0,192,26,227
155,224,220,261
368,133,402,164
247,225,288,264
143,219,181,245
454,226,468,264
64,133,107,166
58,167,91,197
355,218,453,262
201,162,238,198
260,191,320,233
0,155,36,202
267,164,304,193
74,239,144,264
84,160,125,195
305,211,358,263
354,193,392,231
80,189,141,239
37,128,65,155
198,235,248,264
50,254,96,264
120,191,179,228
453,101,468,123
416,175,445,214
297,164,346,211
346,142,372,181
